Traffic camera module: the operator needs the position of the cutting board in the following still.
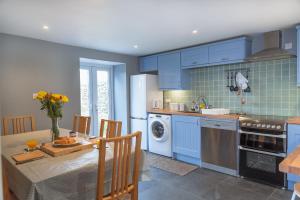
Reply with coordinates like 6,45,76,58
12,150,45,164
40,139,94,157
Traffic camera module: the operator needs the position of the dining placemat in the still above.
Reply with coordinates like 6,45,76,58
12,150,45,165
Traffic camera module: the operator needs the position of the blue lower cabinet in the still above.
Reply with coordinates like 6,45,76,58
287,124,300,190
172,115,201,166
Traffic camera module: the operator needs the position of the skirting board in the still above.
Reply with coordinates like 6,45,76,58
202,162,237,176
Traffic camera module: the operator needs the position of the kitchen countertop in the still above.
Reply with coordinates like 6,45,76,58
286,117,300,125
279,146,300,175
148,109,240,120
149,109,300,124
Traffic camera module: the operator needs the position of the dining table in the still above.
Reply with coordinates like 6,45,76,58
1,129,146,200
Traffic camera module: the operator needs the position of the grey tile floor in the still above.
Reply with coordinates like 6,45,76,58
139,167,293,200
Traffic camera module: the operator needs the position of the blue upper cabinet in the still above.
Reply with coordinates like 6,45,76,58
158,51,190,90
139,55,158,73
172,115,201,165
181,46,209,69
209,37,251,66
139,36,252,77
297,26,300,86
287,124,300,189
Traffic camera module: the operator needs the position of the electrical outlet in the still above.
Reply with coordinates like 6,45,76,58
284,42,293,50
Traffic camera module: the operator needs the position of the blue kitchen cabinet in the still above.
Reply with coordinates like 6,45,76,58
181,46,209,69
172,115,201,165
208,37,251,66
287,124,300,190
297,26,300,86
158,51,190,90
139,55,158,72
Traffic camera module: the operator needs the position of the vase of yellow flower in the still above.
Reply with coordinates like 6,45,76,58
51,117,60,141
33,91,69,141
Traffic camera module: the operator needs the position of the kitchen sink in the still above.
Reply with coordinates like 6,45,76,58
201,108,230,115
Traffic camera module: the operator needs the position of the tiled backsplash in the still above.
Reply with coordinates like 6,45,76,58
164,58,300,116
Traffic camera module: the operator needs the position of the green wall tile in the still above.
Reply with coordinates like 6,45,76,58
163,58,299,116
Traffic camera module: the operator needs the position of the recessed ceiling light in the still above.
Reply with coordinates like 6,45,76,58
192,30,198,34
43,25,49,30
133,45,138,49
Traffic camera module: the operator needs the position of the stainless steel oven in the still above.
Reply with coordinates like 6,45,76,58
239,115,287,188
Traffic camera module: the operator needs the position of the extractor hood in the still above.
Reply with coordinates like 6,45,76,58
247,30,296,62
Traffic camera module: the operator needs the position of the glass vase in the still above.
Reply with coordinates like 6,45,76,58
51,118,60,141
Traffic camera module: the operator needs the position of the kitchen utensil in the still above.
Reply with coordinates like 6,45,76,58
236,72,248,90
244,70,251,93
226,72,230,87
229,72,235,91
12,150,45,165
234,72,239,91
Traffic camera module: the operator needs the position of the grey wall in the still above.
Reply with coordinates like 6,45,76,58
0,33,138,132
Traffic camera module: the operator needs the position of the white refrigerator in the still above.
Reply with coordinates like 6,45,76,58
130,74,163,150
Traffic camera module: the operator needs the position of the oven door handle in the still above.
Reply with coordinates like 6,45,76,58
239,146,286,157
239,130,286,139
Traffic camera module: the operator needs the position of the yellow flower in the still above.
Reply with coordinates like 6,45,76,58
51,99,56,103
52,94,62,100
62,95,69,103
36,91,47,100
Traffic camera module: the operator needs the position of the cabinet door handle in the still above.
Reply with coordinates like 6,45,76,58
221,58,229,61
214,124,221,127
192,61,197,64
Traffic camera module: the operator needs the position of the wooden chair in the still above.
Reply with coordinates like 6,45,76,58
291,183,300,200
2,115,36,135
96,131,142,200
99,119,122,138
73,115,91,135
2,157,10,200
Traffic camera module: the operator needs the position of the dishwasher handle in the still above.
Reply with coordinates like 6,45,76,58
201,119,237,131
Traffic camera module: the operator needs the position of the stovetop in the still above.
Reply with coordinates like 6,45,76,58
239,114,288,132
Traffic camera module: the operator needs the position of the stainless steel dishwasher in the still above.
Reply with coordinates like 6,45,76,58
201,117,238,176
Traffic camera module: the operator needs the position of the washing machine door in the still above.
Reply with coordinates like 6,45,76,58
150,120,169,142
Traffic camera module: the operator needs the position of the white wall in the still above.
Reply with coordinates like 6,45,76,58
0,33,138,131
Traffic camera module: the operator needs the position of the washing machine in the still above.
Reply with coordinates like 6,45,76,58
148,114,172,157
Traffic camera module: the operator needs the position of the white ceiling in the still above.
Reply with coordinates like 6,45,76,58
0,0,300,56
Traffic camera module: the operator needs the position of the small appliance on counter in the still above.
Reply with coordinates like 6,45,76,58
179,103,185,112
152,99,162,109
169,103,179,111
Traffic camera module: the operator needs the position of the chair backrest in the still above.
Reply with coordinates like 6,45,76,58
96,131,142,200
99,119,122,138
2,115,36,135
73,115,91,135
